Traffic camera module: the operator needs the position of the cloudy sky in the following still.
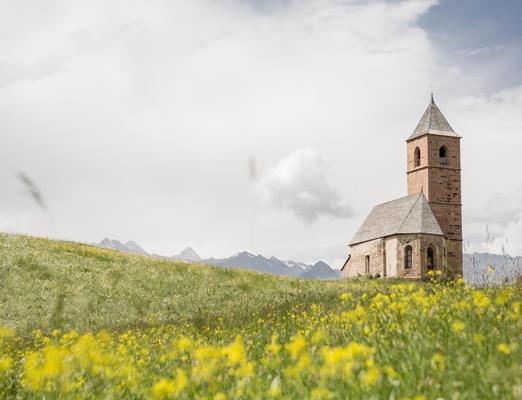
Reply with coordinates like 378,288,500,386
1,0,522,266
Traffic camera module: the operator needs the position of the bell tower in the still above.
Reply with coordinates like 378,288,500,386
406,95,463,276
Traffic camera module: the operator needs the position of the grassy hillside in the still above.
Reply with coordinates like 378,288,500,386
1,233,521,399
0,233,353,335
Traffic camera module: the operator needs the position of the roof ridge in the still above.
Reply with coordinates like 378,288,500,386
428,96,434,129
374,193,418,207
418,194,431,232
420,196,444,234
396,192,422,233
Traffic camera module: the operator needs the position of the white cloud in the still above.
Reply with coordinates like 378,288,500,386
255,149,351,224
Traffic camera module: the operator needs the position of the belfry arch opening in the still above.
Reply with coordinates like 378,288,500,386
439,145,447,165
414,147,421,167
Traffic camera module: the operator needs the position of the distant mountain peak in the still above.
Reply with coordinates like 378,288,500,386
170,247,201,262
301,260,340,280
96,238,146,255
124,240,148,255
177,247,201,262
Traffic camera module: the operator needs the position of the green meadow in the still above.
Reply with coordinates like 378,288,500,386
1,233,521,399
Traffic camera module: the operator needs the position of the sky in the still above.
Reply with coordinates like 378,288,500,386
1,0,522,267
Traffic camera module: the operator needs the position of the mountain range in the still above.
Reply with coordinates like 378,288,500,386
95,238,341,280
95,238,522,284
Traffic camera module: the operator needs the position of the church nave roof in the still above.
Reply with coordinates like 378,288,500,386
349,192,446,246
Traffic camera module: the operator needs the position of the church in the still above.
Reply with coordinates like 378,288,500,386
341,96,463,279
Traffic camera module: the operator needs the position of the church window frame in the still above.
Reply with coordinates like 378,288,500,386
404,245,413,269
427,246,435,269
365,255,370,275
414,147,421,167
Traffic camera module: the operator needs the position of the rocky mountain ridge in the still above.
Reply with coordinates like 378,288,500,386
95,239,340,279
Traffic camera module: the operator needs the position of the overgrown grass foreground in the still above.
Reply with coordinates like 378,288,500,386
1,234,522,399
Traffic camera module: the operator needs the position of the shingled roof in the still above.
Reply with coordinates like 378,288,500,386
407,95,461,141
349,192,446,245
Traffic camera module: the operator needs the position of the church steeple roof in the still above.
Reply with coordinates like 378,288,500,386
407,94,461,141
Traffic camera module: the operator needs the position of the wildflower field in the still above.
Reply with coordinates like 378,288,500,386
1,234,521,399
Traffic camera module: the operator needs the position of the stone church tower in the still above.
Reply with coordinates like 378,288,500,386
406,95,462,276
342,96,463,279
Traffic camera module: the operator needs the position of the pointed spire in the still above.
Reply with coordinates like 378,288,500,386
407,95,461,141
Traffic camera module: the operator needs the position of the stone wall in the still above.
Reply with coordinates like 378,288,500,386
406,134,463,277
429,203,462,241
342,238,385,278
393,235,423,278
407,135,461,172
447,239,463,277
385,237,398,277
344,234,449,280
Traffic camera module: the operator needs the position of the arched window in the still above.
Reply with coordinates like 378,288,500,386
439,146,447,165
404,245,412,269
414,147,421,167
365,255,370,274
427,247,435,269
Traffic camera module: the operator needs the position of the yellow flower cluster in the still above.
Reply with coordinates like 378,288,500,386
1,280,521,399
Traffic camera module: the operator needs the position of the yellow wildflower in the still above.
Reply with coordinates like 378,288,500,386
222,337,245,365
285,334,306,360
152,379,175,398
173,369,188,394
311,330,327,345
451,321,465,334
266,335,281,355
340,293,353,302
285,353,311,378
495,290,511,306
175,336,193,353
0,327,14,339
0,355,13,372
235,361,255,379
497,343,511,355
311,387,330,400
430,352,445,371
473,291,491,310
361,366,380,386
473,333,484,344
384,365,399,386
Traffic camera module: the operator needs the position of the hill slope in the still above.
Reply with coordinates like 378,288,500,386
1,233,521,399
0,233,348,335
